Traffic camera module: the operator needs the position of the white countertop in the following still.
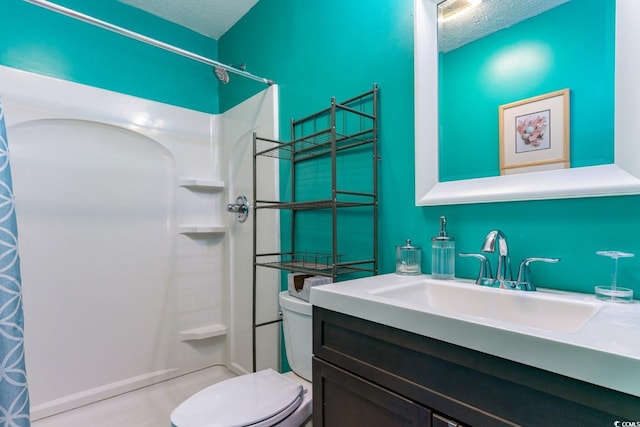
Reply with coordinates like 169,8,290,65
309,273,640,398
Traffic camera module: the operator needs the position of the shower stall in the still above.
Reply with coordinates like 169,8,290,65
0,3,281,420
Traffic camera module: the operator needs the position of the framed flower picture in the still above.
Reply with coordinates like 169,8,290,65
499,89,570,175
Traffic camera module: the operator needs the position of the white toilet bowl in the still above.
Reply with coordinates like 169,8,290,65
170,291,313,427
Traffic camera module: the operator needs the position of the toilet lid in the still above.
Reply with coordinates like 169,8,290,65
170,369,304,427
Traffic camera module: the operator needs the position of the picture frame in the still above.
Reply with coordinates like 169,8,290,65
499,89,570,175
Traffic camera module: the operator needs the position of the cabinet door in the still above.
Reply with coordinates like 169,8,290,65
314,357,431,427
432,413,465,427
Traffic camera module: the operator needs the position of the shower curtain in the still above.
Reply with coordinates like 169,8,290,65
0,98,30,426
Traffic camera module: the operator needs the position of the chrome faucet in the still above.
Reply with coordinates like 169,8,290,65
459,229,560,291
515,257,560,291
481,229,512,283
458,253,493,286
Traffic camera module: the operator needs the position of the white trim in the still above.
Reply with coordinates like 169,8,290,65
415,0,640,206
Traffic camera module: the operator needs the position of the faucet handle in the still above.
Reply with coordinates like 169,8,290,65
459,253,493,285
516,257,560,290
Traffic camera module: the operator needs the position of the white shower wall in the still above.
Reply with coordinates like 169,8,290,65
222,90,281,375
0,66,279,420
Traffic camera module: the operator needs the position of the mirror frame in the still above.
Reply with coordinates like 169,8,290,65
415,0,640,206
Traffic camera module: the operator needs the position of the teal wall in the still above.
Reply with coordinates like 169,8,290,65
440,0,615,181
3,1,635,294
0,0,220,113
220,0,416,280
220,0,640,298
0,0,637,379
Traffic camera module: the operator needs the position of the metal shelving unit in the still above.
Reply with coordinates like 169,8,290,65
251,85,378,371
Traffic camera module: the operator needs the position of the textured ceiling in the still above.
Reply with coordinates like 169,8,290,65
117,0,259,40
438,0,570,53
115,0,567,48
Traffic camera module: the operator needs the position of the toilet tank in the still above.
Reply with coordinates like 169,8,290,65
279,291,313,382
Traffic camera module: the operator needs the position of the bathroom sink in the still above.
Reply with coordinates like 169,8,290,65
367,279,601,333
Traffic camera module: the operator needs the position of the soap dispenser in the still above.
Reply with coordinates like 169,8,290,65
431,216,455,280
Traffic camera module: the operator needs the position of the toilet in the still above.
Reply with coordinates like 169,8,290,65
170,291,313,427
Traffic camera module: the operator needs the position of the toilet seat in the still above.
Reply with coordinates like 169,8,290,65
170,369,304,427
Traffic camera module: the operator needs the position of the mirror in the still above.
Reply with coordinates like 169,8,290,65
415,0,640,206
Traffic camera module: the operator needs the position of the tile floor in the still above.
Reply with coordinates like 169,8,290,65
31,365,235,427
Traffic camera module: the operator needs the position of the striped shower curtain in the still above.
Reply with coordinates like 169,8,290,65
0,98,30,426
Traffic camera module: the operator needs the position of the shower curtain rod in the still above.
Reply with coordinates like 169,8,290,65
23,0,275,86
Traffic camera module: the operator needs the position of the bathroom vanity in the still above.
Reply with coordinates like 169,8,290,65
310,275,640,426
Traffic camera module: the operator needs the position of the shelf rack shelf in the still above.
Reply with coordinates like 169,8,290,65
254,198,375,211
251,85,379,372
255,252,376,277
254,129,375,162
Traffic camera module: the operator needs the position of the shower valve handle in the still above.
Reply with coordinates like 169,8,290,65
226,195,250,223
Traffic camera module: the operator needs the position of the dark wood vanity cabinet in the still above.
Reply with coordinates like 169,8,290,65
314,359,432,426
312,307,639,427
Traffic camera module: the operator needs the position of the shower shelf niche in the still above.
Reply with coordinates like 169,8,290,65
177,177,226,236
180,323,227,341
177,178,225,190
178,225,227,235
